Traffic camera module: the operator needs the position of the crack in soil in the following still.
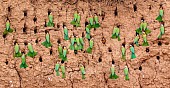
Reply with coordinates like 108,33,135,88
14,60,22,88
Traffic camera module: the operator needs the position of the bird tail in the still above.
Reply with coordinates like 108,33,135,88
125,75,129,80
109,74,119,79
142,41,149,46
56,71,60,76
156,15,163,22
64,35,69,40
111,34,117,39
62,73,66,78
86,47,92,54
118,35,121,41
131,53,136,59
82,74,85,79
122,55,126,61
20,63,28,68
158,34,162,39
69,45,74,50
14,52,22,57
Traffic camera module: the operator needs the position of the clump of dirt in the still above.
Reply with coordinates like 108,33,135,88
0,0,170,88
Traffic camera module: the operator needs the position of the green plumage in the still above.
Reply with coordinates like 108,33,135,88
86,27,91,39
61,65,66,78
134,35,139,46
20,54,28,68
130,46,136,59
156,10,163,22
121,46,126,61
112,27,121,41
109,66,119,79
62,48,67,61
87,39,93,53
64,27,69,40
42,33,52,48
3,21,13,35
70,13,81,27
58,45,63,58
69,37,75,50
80,66,85,79
27,43,37,58
94,16,100,28
14,43,22,57
124,66,129,80
47,14,54,27
142,33,149,46
55,64,60,76
158,25,165,39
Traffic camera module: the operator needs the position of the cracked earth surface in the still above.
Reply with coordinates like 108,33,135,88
0,0,170,88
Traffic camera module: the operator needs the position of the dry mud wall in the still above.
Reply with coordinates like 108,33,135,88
0,0,170,88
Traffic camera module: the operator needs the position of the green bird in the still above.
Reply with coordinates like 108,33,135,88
156,9,164,22
69,36,75,50
134,35,139,46
55,63,60,76
76,14,81,27
64,27,69,40
61,65,66,78
86,39,93,54
121,45,126,61
76,36,82,50
46,13,54,27
109,65,119,79
142,32,149,46
158,24,165,39
130,45,136,59
27,43,37,58
70,12,78,26
3,20,13,35
85,27,91,40
136,21,151,35
79,37,84,49
111,27,121,41
87,17,94,29
42,33,52,48
20,54,28,68
80,65,86,79
94,15,100,28
62,47,67,61
124,66,129,80
58,44,63,58
14,43,22,57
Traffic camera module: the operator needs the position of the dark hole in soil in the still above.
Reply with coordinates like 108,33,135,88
108,47,112,52
98,57,102,62
45,30,48,34
102,15,105,20
63,23,66,28
102,37,106,44
139,66,142,71
94,28,96,31
61,60,64,64
23,24,27,33
23,10,27,16
48,9,51,15
146,48,149,52
14,40,17,45
35,39,38,43
57,24,60,28
33,16,37,22
133,4,137,12
57,38,61,44
34,27,37,34
24,41,28,46
114,7,118,16
39,56,42,62
158,41,162,46
112,60,115,64
82,32,85,37
3,34,7,38
44,20,47,27
8,6,11,12
141,17,144,21
136,32,139,36
50,48,53,55
149,5,151,10
5,60,8,65
85,21,88,27
122,43,125,47
74,50,78,54
156,56,160,60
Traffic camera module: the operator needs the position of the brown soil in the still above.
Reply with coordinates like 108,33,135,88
0,0,170,88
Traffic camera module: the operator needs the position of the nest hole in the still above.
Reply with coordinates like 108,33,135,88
3,34,7,38
35,39,38,43
114,7,118,16
48,9,51,15
82,32,85,37
33,16,37,22
74,50,78,54
57,24,60,28
24,41,28,46
146,48,149,52
44,20,47,27
50,48,53,55
133,4,137,12
61,60,64,64
5,60,8,65
139,66,142,71
158,41,162,46
23,10,27,17
156,56,160,60
108,47,112,52
112,60,115,64
102,37,106,44
39,56,42,62
34,27,37,34
85,21,88,27
8,6,11,12
14,40,17,45
57,38,61,44
98,57,102,62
